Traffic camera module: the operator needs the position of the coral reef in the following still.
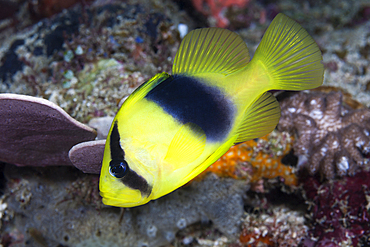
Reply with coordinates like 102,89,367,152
68,140,105,174
278,91,370,179
199,130,298,186
0,93,113,173
278,0,368,33
0,0,186,123
28,0,93,20
302,171,370,246
191,0,250,27
2,0,370,246
315,16,370,107
238,207,308,247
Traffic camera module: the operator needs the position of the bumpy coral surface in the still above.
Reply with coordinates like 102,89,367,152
199,130,298,186
239,207,308,247
278,91,370,179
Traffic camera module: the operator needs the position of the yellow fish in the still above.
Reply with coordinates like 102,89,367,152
99,13,324,207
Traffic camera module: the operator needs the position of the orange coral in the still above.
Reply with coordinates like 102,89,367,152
239,228,274,246
238,208,308,246
191,0,250,27
198,131,297,186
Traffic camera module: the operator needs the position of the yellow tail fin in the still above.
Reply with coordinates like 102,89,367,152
253,13,324,91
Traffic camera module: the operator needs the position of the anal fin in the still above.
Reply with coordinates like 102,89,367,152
235,92,280,144
177,135,238,186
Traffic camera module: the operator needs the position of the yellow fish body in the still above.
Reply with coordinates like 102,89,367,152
99,13,324,207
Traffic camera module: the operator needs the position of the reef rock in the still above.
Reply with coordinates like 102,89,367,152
1,164,248,246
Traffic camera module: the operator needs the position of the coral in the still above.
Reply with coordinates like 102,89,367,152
68,140,105,174
316,18,370,108
302,171,370,246
312,86,366,110
28,0,93,20
278,0,365,33
0,194,13,231
223,2,272,30
191,0,250,27
0,1,183,123
7,178,32,208
0,1,19,21
278,91,370,179
65,174,103,209
0,93,96,167
45,6,180,122
199,130,298,186
174,221,229,246
238,207,308,247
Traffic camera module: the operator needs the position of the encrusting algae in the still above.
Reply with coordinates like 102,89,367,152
198,130,297,186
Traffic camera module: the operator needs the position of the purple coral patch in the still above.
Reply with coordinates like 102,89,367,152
302,171,370,246
0,93,97,166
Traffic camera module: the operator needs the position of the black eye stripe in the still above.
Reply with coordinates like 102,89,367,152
110,121,125,160
121,169,152,197
109,121,152,197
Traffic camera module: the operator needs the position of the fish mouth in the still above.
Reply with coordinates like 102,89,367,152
117,166,153,198
100,189,151,207
99,171,153,207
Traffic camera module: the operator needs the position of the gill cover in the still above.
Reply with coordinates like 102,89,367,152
99,74,170,207
100,121,153,207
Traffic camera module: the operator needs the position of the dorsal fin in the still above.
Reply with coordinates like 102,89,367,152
121,72,171,110
172,28,250,75
235,92,281,144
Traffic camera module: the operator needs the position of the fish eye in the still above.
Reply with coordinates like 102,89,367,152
109,159,129,178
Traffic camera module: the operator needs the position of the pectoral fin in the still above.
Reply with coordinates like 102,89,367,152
235,92,281,144
177,135,238,185
164,123,206,166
